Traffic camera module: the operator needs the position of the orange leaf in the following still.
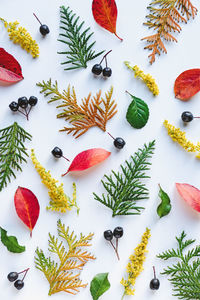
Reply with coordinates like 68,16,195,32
92,0,122,41
174,69,200,100
62,148,111,175
14,187,40,237
176,183,200,213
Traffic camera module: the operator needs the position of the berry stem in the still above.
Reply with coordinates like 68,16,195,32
33,13,42,25
153,266,156,279
107,131,115,140
99,50,112,65
27,106,32,116
109,241,120,260
24,108,29,121
194,117,200,119
21,268,30,281
62,155,70,162
18,110,28,118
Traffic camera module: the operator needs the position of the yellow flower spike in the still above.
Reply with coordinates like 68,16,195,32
124,61,159,96
31,149,79,213
121,228,151,299
0,18,39,58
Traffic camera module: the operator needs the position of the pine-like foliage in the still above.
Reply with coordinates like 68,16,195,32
158,231,200,299
142,0,197,64
58,6,104,70
0,122,32,191
93,141,155,217
37,79,117,138
35,220,95,296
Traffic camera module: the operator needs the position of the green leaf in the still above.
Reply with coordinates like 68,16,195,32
157,185,171,218
0,227,25,253
126,91,149,129
90,273,110,300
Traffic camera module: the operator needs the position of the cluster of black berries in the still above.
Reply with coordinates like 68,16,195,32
7,268,29,290
33,13,50,36
104,227,123,260
92,50,112,78
181,111,200,123
9,96,38,120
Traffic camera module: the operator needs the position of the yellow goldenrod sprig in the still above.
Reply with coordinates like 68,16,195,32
124,61,159,96
164,120,200,158
31,149,79,214
121,228,151,299
0,18,39,58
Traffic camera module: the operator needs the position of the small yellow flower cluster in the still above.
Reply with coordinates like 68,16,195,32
1,18,39,58
121,228,151,299
124,61,159,96
31,149,79,213
164,120,200,158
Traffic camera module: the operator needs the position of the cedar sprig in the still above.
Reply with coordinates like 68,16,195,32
58,6,104,70
37,79,117,138
142,0,197,64
0,122,32,192
158,231,200,299
35,220,95,296
93,141,155,217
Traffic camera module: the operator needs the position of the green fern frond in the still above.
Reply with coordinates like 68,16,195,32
93,141,155,217
0,122,32,191
158,231,200,299
58,6,104,70
35,220,95,296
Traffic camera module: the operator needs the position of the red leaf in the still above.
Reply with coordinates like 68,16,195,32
14,187,40,237
92,0,123,41
62,148,111,175
0,48,23,85
174,69,200,100
176,183,200,213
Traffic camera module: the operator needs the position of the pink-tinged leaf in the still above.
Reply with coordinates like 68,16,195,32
0,67,23,85
176,183,200,212
14,187,40,237
174,69,200,100
62,148,111,175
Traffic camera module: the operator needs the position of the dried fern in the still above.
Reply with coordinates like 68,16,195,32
35,220,95,296
37,79,117,138
142,0,197,64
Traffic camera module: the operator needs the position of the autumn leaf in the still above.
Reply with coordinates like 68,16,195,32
174,69,200,100
14,187,40,237
176,183,200,213
62,148,111,175
92,0,122,41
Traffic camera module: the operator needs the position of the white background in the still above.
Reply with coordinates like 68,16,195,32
0,0,200,299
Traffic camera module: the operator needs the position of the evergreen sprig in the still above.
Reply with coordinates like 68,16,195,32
158,231,200,299
93,141,155,217
0,122,32,191
58,6,104,70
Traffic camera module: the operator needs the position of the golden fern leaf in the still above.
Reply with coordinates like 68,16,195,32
35,220,95,296
142,0,197,64
37,80,117,138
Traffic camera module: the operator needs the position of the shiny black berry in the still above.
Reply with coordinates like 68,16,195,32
40,24,50,36
28,96,38,106
7,272,18,282
150,278,160,290
52,147,63,158
92,64,103,75
18,97,28,108
104,230,113,241
113,227,123,238
181,111,194,122
14,279,24,290
9,101,19,112
114,137,126,149
103,67,112,77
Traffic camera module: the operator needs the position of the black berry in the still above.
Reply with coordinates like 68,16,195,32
150,278,160,290
9,101,19,112
18,97,28,108
113,227,123,238
40,24,50,36
104,230,113,241
114,137,126,149
92,64,103,75
52,147,63,158
7,272,18,282
181,111,194,122
103,67,112,77
14,279,24,290
28,96,38,106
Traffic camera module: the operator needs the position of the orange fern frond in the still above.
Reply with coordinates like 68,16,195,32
142,0,197,64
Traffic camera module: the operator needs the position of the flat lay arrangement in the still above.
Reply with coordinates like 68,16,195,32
0,0,200,299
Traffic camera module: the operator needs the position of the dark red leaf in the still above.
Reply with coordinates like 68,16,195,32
174,69,200,100
92,0,122,41
14,187,40,237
